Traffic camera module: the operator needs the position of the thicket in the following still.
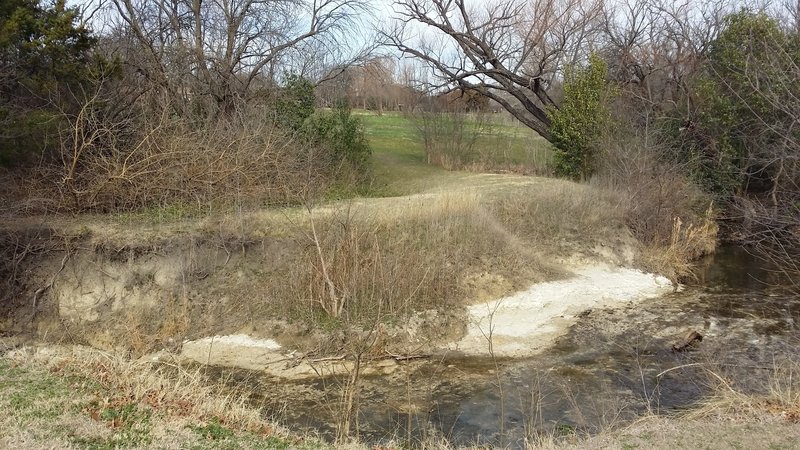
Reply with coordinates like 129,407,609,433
0,2,371,215
694,11,800,287
0,0,96,165
533,9,799,281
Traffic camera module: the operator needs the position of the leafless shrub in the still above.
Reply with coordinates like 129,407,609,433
410,110,489,170
300,202,484,322
594,135,717,280
288,192,567,324
3,89,333,214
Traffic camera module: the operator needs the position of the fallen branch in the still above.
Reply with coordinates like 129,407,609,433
382,351,430,361
308,354,347,363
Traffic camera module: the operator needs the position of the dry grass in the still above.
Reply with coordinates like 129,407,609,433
0,344,323,449
269,192,559,324
595,135,719,281
0,97,334,215
11,346,266,429
683,357,800,423
491,180,629,251
263,180,629,327
639,206,718,283
4,344,798,450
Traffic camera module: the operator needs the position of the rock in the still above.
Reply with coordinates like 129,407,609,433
672,330,703,352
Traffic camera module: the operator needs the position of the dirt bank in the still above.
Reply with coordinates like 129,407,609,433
1,174,646,362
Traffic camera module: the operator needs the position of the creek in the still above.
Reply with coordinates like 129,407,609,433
206,246,799,447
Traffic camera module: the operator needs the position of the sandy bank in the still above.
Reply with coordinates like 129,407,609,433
168,266,672,376
449,265,673,357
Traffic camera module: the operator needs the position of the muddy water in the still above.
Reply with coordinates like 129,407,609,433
209,246,799,447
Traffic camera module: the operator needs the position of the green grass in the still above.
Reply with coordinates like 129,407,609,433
356,111,455,195
474,113,553,168
0,360,78,421
356,110,552,196
0,357,324,449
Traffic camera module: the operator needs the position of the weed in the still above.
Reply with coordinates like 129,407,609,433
191,417,235,441
1,350,318,450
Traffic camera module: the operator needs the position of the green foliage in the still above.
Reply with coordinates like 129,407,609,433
547,54,612,180
684,10,800,195
274,74,315,131
0,0,94,83
190,417,235,441
302,102,371,171
0,0,96,165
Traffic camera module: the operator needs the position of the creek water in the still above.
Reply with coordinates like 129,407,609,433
209,246,799,447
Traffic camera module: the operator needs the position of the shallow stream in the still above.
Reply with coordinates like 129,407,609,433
208,246,799,447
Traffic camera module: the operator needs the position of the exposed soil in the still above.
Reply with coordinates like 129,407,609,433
452,265,672,357
0,172,641,360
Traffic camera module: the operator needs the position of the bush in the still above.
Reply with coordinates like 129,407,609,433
548,54,612,180
0,95,334,213
302,102,371,172
273,74,315,131
595,134,717,281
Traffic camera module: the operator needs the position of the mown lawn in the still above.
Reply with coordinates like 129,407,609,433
356,110,452,195
356,110,552,196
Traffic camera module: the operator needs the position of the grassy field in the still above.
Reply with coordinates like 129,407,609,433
356,110,552,196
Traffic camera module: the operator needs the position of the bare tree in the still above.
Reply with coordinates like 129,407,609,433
109,0,371,114
383,0,603,140
599,0,734,133
347,57,395,112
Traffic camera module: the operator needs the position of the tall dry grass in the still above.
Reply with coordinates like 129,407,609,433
595,135,718,281
298,180,634,322
680,356,800,423
639,208,718,282
291,194,547,323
